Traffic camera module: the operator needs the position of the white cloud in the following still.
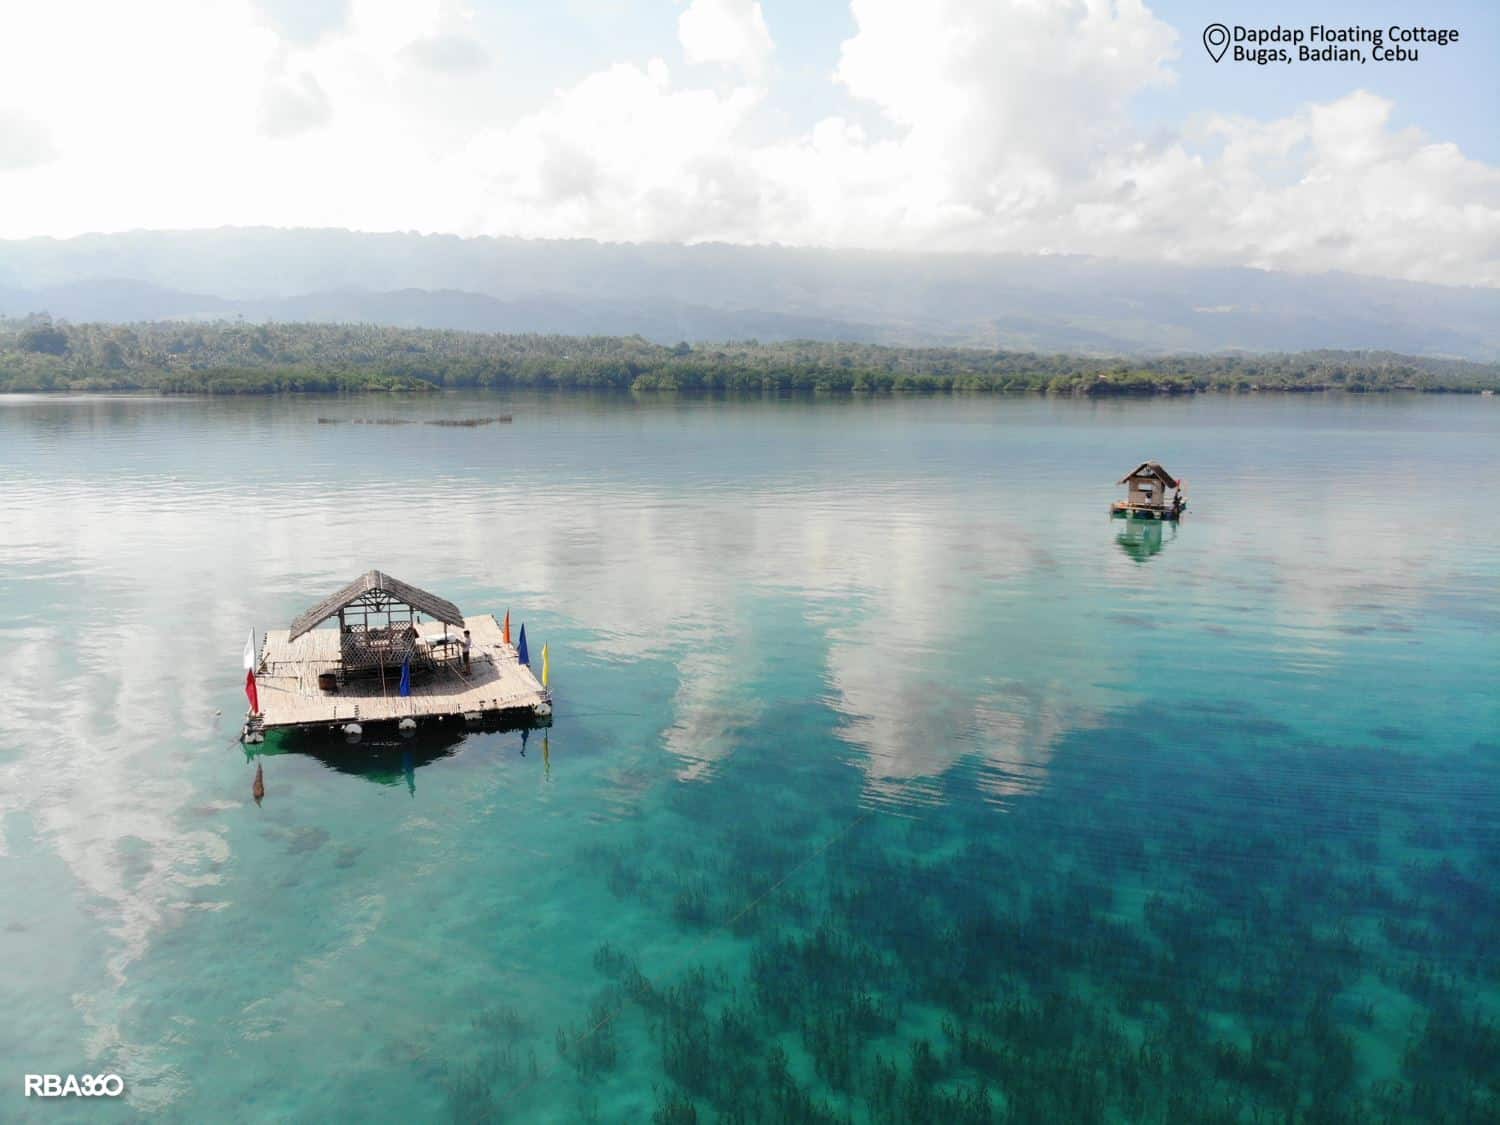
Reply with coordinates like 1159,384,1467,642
678,0,774,77
459,59,764,240
447,0,1497,285
398,33,490,74
257,71,333,138
836,0,1175,165
0,108,57,171
253,0,349,44
0,0,1494,285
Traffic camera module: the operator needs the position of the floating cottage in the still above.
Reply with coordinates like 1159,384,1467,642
241,570,550,742
1111,461,1187,521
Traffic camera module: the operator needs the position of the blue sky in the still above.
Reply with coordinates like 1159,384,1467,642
0,0,1495,284
1142,0,1498,161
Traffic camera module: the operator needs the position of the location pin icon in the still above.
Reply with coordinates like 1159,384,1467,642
1203,23,1230,62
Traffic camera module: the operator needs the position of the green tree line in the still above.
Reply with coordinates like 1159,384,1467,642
3,315,1497,395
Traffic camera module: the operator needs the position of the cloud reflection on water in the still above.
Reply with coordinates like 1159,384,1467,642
1,392,1496,1110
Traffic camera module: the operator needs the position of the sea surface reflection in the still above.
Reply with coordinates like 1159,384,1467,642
0,391,1496,1121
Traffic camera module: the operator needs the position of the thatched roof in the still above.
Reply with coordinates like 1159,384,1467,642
288,570,465,641
1118,461,1179,487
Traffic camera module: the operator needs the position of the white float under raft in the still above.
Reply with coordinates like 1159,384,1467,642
241,570,551,740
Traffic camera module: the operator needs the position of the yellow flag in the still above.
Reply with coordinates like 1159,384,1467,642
541,642,550,687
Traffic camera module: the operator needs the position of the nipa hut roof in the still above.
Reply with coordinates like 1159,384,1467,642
1118,461,1179,488
288,570,465,640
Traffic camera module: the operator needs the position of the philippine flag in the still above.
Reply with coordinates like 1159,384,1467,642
243,630,260,714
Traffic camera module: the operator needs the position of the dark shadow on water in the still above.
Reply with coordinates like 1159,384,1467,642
251,727,468,790
1114,516,1174,563
243,721,558,805
245,712,553,796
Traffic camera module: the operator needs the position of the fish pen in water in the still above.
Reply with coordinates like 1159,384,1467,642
241,570,550,742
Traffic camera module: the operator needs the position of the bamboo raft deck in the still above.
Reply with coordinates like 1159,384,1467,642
246,612,550,737
1110,501,1184,522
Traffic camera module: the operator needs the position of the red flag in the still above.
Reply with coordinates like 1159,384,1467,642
503,610,511,646
243,631,260,714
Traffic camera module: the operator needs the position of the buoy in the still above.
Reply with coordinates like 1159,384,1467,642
343,722,363,737
398,717,417,732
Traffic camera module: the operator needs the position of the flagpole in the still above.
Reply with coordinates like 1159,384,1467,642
243,629,260,717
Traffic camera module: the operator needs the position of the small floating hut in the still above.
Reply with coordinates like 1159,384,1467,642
242,570,550,741
1112,461,1186,521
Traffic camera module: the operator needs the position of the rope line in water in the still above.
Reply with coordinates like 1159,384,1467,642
498,802,879,1109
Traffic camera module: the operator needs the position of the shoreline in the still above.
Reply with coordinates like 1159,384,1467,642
1,383,1495,399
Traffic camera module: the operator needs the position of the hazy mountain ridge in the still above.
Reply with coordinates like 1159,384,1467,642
0,280,892,347
1,229,1497,359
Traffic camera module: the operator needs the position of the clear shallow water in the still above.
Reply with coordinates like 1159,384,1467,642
1,392,1497,1123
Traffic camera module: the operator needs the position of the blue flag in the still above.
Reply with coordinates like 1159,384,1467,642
399,656,411,697
517,624,529,665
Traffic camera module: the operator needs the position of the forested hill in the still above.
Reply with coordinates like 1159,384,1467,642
4,229,1500,359
2,317,1498,395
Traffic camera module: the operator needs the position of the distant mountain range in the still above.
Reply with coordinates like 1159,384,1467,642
2,228,1497,360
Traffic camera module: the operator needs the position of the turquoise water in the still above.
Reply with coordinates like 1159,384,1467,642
1,392,1497,1122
